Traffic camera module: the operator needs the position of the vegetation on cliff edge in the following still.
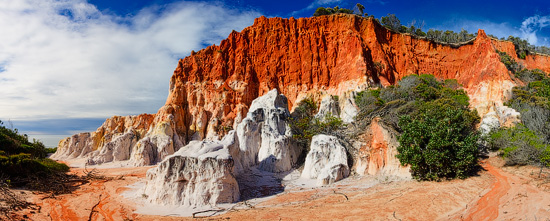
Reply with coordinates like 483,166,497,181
314,4,550,56
354,74,480,181
488,58,550,169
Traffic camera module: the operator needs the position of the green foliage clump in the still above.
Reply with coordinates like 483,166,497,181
426,29,475,44
497,50,521,73
498,50,546,83
290,97,346,165
397,100,480,180
313,6,354,16
502,35,550,57
354,74,480,181
505,71,550,143
0,120,70,189
380,14,402,32
506,36,530,59
486,60,550,169
488,125,550,167
355,74,470,127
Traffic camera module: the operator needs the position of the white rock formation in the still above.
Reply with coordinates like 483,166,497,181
315,95,339,119
479,104,521,135
479,112,500,135
233,89,301,173
142,89,302,207
301,135,349,186
142,133,239,207
339,91,359,123
51,132,96,160
50,114,157,165
130,120,185,166
495,105,521,127
86,129,139,165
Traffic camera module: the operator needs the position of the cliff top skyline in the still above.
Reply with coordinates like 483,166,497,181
1,0,549,146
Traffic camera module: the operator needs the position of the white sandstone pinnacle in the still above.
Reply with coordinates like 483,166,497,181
301,134,350,186
315,95,339,119
142,133,240,207
141,89,302,207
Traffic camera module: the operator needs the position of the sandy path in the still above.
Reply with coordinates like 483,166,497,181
27,167,151,221
464,161,510,220
18,157,550,220
460,158,550,220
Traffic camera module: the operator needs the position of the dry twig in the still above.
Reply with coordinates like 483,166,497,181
192,209,225,218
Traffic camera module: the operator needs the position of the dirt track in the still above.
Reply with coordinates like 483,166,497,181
17,157,550,220
459,158,550,220
463,160,510,220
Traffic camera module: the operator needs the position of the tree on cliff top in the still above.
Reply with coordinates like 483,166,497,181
313,6,354,16
381,14,402,32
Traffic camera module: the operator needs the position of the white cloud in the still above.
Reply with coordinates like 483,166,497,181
291,0,385,17
520,15,550,45
433,18,521,40
0,0,260,121
290,0,343,16
306,0,344,10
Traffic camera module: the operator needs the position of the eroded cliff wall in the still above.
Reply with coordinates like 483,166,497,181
55,14,550,165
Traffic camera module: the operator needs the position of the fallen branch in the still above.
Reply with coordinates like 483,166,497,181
393,211,402,221
1,181,33,219
88,194,103,221
244,200,255,209
192,209,225,218
333,190,349,200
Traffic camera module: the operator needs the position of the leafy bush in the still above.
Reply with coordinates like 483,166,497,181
355,74,470,127
497,50,522,73
505,74,550,143
397,100,480,180
313,6,353,16
488,125,550,167
354,74,480,181
290,97,346,165
487,59,550,169
0,120,70,189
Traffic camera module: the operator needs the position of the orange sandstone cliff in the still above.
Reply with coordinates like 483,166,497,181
55,14,550,166
165,14,550,141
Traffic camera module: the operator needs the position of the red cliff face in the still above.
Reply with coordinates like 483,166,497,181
56,14,550,164
165,14,550,141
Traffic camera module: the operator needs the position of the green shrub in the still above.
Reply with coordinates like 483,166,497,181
488,125,550,167
497,50,521,73
290,97,346,165
505,72,550,143
354,74,480,181
0,120,70,190
397,100,480,181
313,6,354,16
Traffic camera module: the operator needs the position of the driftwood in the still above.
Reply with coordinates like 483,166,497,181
192,209,225,218
0,181,33,220
333,190,349,200
88,194,103,221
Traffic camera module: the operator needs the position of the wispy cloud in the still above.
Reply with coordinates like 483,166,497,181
520,14,550,45
0,0,260,121
439,20,519,38
291,0,384,17
305,0,344,10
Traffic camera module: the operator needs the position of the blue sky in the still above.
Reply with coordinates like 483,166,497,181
1,0,549,146
87,0,550,44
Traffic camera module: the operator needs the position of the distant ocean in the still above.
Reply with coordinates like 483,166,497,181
27,134,71,148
